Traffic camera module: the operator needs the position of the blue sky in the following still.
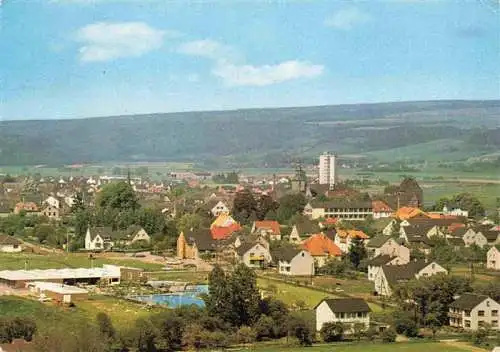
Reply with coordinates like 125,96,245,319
1,0,499,120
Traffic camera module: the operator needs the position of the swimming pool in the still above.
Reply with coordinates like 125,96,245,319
131,285,208,308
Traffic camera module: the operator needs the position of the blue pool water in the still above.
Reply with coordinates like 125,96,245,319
131,285,208,308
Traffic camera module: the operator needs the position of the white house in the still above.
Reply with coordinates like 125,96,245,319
235,242,272,269
487,246,500,270
449,294,500,331
443,205,469,218
315,298,371,332
277,248,315,276
0,234,22,253
44,195,61,209
374,260,448,296
85,227,113,250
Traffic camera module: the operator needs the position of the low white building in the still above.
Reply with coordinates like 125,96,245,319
0,235,22,253
277,249,315,276
315,298,371,332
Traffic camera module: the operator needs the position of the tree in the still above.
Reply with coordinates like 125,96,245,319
205,265,232,324
132,317,158,352
177,213,204,233
320,322,344,342
96,312,115,343
254,315,275,340
228,264,261,327
425,313,440,339
233,189,257,225
432,193,485,218
393,313,419,337
71,192,85,213
152,312,184,352
287,315,313,346
97,181,139,212
256,194,278,221
348,236,367,269
381,328,397,343
276,193,307,223
236,326,256,344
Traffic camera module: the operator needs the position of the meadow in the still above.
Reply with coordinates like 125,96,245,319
0,252,164,271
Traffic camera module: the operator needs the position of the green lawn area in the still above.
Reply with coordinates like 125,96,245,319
247,341,479,352
0,252,164,271
0,294,161,331
148,270,210,283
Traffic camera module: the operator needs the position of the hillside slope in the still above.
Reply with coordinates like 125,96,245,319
1,100,499,166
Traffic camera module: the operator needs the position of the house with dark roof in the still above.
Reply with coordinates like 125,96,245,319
176,228,217,260
274,248,314,276
235,242,272,269
288,219,320,244
315,298,371,332
85,227,114,250
366,236,408,260
0,234,22,253
374,260,447,296
487,246,500,271
366,254,409,282
449,293,500,331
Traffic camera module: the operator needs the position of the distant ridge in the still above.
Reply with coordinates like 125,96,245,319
1,100,499,166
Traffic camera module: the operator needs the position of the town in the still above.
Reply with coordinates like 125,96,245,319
0,152,499,352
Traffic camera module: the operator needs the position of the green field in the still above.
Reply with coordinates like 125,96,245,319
0,252,164,271
247,341,481,352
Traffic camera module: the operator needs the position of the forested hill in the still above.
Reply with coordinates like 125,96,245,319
1,100,499,166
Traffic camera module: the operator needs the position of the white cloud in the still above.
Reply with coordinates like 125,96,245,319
76,22,166,62
213,61,324,87
324,7,372,30
177,39,238,62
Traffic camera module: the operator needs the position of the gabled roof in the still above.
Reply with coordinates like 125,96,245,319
366,254,394,266
254,220,281,235
293,219,320,236
317,298,371,313
483,230,500,241
450,227,467,237
88,227,114,241
447,237,465,246
336,229,369,240
0,234,21,246
236,242,265,256
273,247,302,262
310,199,372,209
366,235,391,248
211,223,241,240
302,233,342,257
449,293,493,310
381,259,432,285
184,229,217,251
394,207,426,220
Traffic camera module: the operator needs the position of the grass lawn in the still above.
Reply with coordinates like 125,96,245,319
247,341,481,352
148,270,210,283
0,294,160,331
257,277,337,308
0,252,164,271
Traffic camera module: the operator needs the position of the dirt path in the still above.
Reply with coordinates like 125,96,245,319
440,340,489,352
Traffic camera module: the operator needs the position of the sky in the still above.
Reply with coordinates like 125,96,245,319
1,0,499,120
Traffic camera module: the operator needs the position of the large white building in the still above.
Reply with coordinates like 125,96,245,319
319,152,337,188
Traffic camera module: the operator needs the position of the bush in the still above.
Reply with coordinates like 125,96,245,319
254,315,274,341
365,327,378,341
320,322,344,342
287,315,313,346
381,328,397,343
394,316,419,337
236,326,256,344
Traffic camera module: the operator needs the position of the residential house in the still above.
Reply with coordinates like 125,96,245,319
275,248,315,276
449,294,500,330
210,213,241,240
462,228,493,248
85,227,113,250
374,260,448,296
177,229,217,260
399,223,445,241
366,236,409,260
315,298,371,332
367,255,409,282
372,200,393,219
393,207,428,221
289,219,320,244
120,226,151,246
41,205,60,220
304,199,373,221
235,242,272,269
334,229,369,253
251,220,281,241
302,233,342,267
210,200,230,217
487,246,500,270
13,202,39,215
382,219,399,236
0,234,22,253
43,195,61,209
0,201,12,217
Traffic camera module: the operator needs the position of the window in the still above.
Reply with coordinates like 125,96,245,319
465,320,471,328
492,310,498,317
357,312,363,318
465,311,471,317
492,320,498,326
478,321,485,328
478,310,485,317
